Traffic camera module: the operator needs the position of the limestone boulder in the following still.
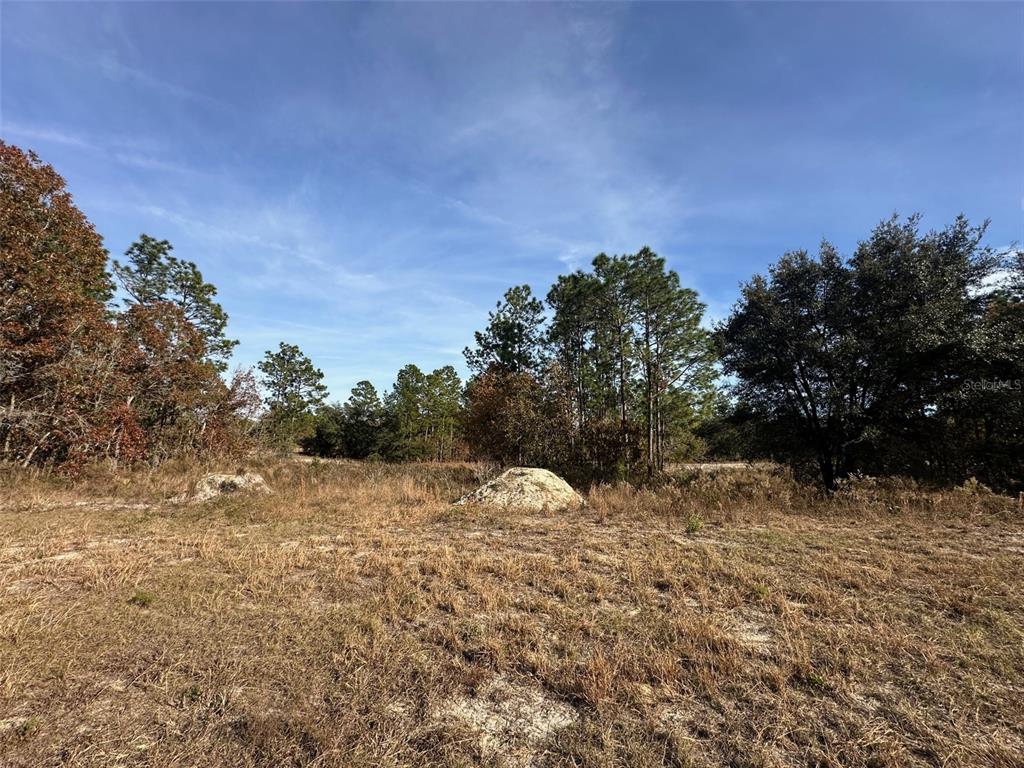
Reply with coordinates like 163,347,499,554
183,472,271,503
455,467,584,513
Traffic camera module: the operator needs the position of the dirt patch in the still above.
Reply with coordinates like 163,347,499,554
0,717,33,736
434,674,578,765
730,609,773,651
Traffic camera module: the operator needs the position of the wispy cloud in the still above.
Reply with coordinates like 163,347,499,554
2,119,206,180
7,15,225,111
2,121,93,149
135,202,385,296
113,152,198,175
95,52,224,108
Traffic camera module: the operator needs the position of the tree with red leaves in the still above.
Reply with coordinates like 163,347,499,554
1,141,115,465
1,141,258,470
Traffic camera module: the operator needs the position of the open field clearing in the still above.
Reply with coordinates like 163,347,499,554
1,462,1022,767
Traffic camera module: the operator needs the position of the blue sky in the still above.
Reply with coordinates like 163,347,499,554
2,2,1021,399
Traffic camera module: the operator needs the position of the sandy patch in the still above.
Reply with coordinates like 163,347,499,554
434,674,578,766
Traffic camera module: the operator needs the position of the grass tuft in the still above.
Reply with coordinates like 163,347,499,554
127,589,156,608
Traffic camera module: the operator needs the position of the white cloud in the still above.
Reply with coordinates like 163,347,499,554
113,152,198,175
97,53,207,103
2,120,208,182
2,121,93,149
134,201,386,295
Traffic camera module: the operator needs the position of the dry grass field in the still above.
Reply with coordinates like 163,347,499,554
1,461,1022,768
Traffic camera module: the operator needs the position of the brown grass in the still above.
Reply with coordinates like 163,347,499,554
0,460,1021,767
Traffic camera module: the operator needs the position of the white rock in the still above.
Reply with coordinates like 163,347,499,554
182,472,271,503
455,467,584,513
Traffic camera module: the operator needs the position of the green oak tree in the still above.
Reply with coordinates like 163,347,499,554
719,215,1002,490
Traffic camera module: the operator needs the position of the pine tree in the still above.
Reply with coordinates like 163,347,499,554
624,247,715,474
424,365,463,461
114,235,238,371
258,342,328,448
547,270,601,436
464,285,545,375
342,380,384,459
385,364,428,460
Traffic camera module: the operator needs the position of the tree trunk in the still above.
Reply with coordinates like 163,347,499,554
645,320,654,477
818,454,837,492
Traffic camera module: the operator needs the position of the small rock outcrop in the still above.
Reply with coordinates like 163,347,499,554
182,472,271,503
455,467,584,513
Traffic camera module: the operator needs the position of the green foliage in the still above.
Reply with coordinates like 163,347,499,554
305,366,464,462
463,249,716,481
303,379,392,460
621,247,716,473
464,285,545,375
423,365,463,461
128,589,156,607
113,234,237,371
258,342,328,448
340,380,385,459
384,364,428,460
719,214,1014,490
381,364,464,461
303,403,348,458
945,246,1023,490
695,397,766,461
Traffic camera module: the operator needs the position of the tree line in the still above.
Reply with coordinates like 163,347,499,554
302,219,1020,492
3,141,1020,491
298,369,469,465
300,365,463,462
296,246,718,482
